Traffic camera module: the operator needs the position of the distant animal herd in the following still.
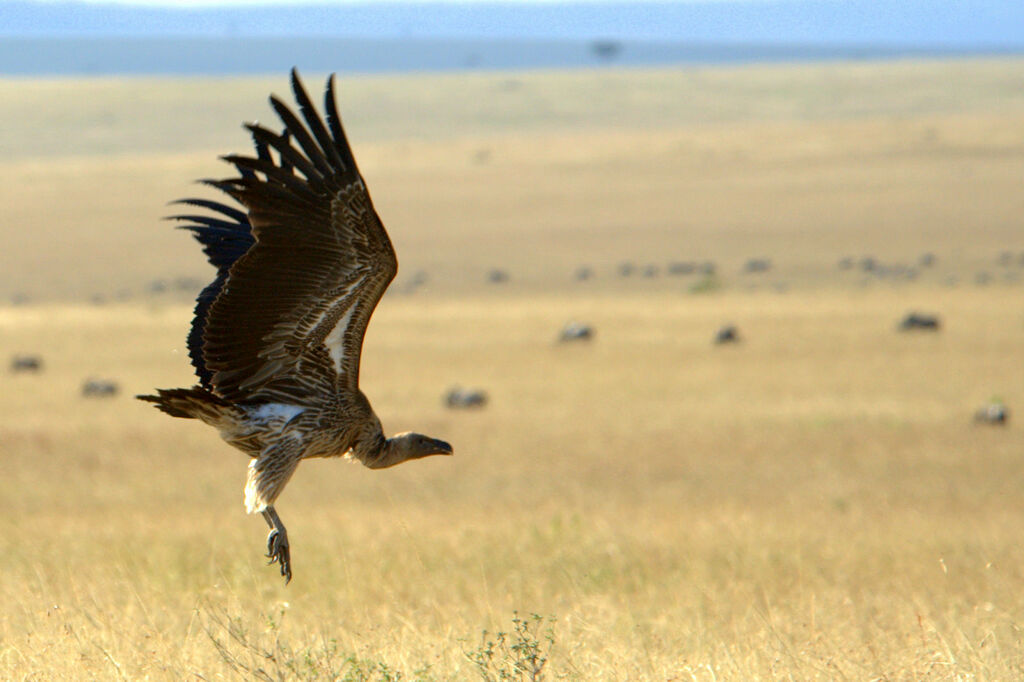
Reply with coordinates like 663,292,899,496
8,299,1010,425
6,244,1020,425
9,247,1024,308
10,355,121,398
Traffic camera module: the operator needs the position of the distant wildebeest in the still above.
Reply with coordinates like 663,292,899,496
714,325,740,345
667,261,695,276
898,312,941,331
860,256,877,273
403,270,429,294
642,265,658,278
743,258,772,274
974,403,1008,426
10,354,42,373
574,266,593,282
837,256,854,271
445,386,488,409
697,261,717,276
618,262,635,277
559,322,594,343
919,252,936,268
82,379,119,397
488,269,509,284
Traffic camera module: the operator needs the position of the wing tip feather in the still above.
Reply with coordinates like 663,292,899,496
184,68,394,403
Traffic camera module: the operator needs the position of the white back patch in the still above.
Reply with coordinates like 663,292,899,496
250,403,305,422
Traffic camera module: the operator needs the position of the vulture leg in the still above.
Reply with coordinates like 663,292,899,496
262,506,292,583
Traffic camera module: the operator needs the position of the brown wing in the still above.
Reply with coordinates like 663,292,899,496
199,69,397,405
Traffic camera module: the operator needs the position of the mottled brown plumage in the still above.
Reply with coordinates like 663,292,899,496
138,69,452,584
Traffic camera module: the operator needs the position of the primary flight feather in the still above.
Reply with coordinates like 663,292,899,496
138,69,453,584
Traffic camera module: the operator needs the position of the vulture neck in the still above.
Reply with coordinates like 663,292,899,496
366,437,409,469
361,433,417,469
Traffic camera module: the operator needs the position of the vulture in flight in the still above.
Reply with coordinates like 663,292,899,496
139,69,453,584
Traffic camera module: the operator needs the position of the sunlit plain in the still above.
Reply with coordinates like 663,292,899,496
1,58,1024,679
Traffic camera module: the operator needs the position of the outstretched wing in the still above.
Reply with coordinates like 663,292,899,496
169,196,254,390
190,68,397,405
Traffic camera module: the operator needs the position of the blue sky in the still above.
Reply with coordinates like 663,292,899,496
52,0,754,4
5,0,1023,47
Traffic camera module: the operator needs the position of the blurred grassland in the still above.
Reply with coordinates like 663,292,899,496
2,58,1024,301
1,57,1024,679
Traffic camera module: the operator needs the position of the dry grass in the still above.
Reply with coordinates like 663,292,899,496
3,288,1024,680
1,58,1024,679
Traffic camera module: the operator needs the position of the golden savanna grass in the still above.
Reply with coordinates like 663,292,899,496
1,58,1024,679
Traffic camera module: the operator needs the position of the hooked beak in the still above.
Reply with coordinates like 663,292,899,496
431,438,454,456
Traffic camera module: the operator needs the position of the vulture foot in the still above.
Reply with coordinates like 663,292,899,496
262,506,292,584
266,527,292,583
